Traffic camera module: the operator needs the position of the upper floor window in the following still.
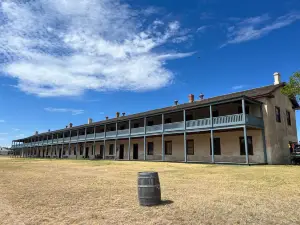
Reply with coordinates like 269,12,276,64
186,114,193,121
212,110,219,117
120,125,125,130
286,111,291,126
165,118,172,124
275,106,281,123
147,121,154,126
238,105,249,114
133,123,139,128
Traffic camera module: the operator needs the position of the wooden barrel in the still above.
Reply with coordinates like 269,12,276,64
138,172,161,206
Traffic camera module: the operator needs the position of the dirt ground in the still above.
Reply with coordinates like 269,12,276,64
0,157,300,225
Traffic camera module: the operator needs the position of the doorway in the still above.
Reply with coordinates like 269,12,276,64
59,148,62,158
100,145,104,159
119,144,124,159
133,144,138,160
85,147,89,158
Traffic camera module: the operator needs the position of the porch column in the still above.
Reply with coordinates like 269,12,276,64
210,105,215,163
83,128,87,159
93,126,96,157
51,134,53,158
76,130,79,159
242,99,249,164
144,117,146,161
260,104,268,164
68,129,71,157
104,124,106,160
61,132,64,159
183,109,187,162
115,122,118,160
128,120,131,160
161,113,165,161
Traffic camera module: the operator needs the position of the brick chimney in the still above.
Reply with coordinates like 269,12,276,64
274,72,281,85
35,131,38,135
188,94,194,103
106,116,109,120
69,123,73,128
174,100,179,106
122,112,126,116
48,129,50,132
88,118,93,124
116,112,120,118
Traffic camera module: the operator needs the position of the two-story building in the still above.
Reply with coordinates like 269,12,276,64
12,72,298,164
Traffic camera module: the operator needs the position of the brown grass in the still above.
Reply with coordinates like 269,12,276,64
0,157,300,225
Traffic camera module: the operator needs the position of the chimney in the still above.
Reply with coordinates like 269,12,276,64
199,93,204,100
48,129,50,132
116,112,120,118
88,118,93,124
274,72,281,85
188,94,194,103
35,131,38,135
65,125,68,128
105,116,109,120
122,112,126,116
69,123,73,128
174,100,179,106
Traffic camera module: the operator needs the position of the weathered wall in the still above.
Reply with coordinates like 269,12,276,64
257,88,297,164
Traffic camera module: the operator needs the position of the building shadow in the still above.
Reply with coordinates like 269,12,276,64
160,200,174,206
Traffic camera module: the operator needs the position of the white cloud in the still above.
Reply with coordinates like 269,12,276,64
12,128,20,131
0,120,5,123
44,107,84,115
0,0,194,97
223,12,300,47
232,85,245,90
196,26,209,33
15,134,25,138
0,133,8,135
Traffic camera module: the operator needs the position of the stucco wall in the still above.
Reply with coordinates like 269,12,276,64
257,88,297,164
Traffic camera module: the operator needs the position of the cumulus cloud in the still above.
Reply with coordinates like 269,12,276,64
0,120,5,123
222,12,300,47
232,85,246,90
44,107,84,115
0,0,194,97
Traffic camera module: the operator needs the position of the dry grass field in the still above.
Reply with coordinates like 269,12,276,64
0,157,300,225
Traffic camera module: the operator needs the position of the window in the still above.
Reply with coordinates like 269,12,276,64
165,118,172,124
286,111,291,126
238,105,250,114
68,147,71,155
212,110,219,117
109,144,114,155
275,106,281,122
210,138,221,155
147,142,154,155
74,147,76,155
120,125,125,130
46,149,48,155
63,148,65,155
187,140,194,155
109,127,115,131
147,121,154,126
133,123,139,128
239,136,253,155
186,114,193,121
165,141,172,155
80,145,83,155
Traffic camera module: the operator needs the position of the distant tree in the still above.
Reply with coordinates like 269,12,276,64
281,71,300,100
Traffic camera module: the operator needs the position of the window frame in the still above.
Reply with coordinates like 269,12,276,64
286,110,291,126
238,105,250,114
239,136,254,155
187,139,194,155
275,106,281,123
165,141,172,155
147,142,154,155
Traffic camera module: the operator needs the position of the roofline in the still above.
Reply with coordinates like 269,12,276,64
13,95,262,142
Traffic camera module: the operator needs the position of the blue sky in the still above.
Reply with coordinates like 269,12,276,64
0,0,300,147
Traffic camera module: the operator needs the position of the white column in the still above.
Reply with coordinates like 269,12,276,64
128,120,131,160
93,126,96,157
161,114,165,161
183,109,187,162
144,117,146,161
210,105,215,163
242,99,249,164
83,128,87,159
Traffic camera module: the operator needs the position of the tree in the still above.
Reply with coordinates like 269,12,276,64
281,72,300,100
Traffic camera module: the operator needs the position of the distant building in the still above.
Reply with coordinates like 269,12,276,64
12,72,299,164
0,147,10,155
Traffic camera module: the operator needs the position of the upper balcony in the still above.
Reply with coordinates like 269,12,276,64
14,98,264,148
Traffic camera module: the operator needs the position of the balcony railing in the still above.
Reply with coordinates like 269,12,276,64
146,124,162,133
17,113,264,146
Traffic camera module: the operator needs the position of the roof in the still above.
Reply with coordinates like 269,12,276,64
16,82,298,141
